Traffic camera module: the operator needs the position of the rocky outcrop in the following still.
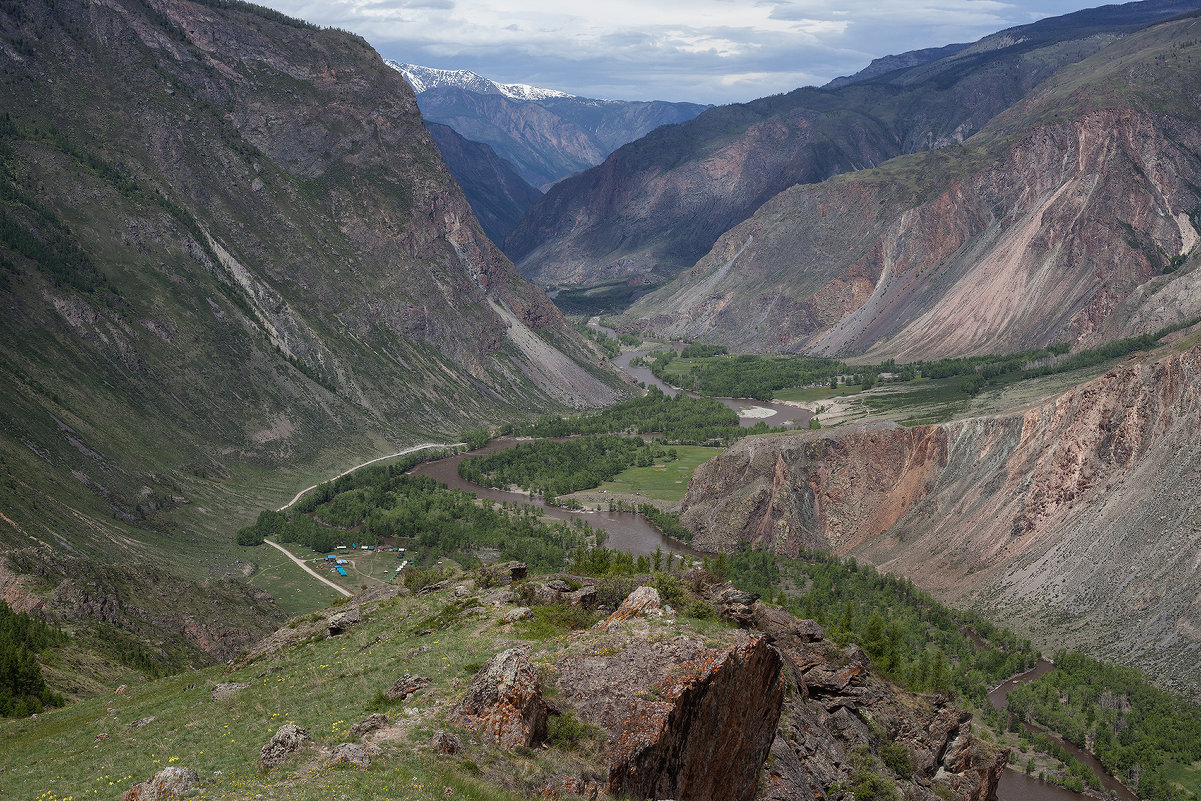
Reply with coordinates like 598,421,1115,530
324,742,372,770
595,585,667,631
121,767,199,801
451,647,547,747
556,630,783,801
681,344,1201,698
327,608,363,636
258,724,313,771
626,15,1201,356
385,675,430,702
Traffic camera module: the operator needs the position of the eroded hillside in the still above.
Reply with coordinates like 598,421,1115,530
679,340,1201,698
509,0,1200,289
626,13,1201,357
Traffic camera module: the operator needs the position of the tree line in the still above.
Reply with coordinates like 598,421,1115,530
513,386,742,444
459,435,678,498
0,601,66,718
1006,650,1201,801
235,457,597,572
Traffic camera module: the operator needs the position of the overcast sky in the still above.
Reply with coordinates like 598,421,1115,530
258,0,1099,104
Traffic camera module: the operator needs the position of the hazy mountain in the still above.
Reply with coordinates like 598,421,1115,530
508,0,1201,289
623,11,1201,357
390,62,710,190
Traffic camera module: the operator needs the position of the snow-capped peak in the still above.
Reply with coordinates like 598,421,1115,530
387,61,575,101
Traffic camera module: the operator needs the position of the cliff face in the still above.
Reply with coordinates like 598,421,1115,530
508,0,1199,289
680,343,1201,697
0,0,623,564
625,15,1201,356
425,122,542,246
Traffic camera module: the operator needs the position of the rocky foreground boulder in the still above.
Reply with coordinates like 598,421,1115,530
451,647,547,747
121,767,198,801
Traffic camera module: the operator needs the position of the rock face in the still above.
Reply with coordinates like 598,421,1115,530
595,585,666,631
557,630,783,801
121,767,199,801
625,15,1201,356
450,647,547,747
258,724,313,771
425,122,543,245
681,344,1201,698
509,1,1193,288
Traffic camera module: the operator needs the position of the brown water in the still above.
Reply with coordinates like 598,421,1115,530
610,343,814,429
988,660,1140,801
409,438,698,559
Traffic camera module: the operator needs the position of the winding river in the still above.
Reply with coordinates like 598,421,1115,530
412,328,1132,800
592,319,814,429
409,438,696,558
988,661,1140,801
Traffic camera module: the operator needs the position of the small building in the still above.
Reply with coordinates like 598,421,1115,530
336,559,348,565
325,554,336,561
336,567,347,577
336,545,347,550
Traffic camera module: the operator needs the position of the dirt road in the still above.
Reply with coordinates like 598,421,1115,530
263,539,351,598
277,442,464,511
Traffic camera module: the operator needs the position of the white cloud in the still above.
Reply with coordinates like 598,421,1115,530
255,0,1108,103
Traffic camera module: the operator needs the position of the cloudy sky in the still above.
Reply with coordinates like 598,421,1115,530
258,0,1097,104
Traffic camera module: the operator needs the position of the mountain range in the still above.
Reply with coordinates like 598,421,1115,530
508,0,1201,312
624,10,1201,357
392,61,710,191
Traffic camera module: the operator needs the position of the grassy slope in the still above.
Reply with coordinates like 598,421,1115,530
0,583,730,801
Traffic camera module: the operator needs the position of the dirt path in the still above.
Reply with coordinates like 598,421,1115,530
276,442,464,511
263,539,351,598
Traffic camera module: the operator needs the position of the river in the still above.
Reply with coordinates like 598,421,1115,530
409,438,697,559
988,661,1140,801
425,325,1131,799
590,318,814,429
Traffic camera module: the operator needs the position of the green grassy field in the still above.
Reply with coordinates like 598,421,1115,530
1161,759,1201,796
590,445,722,503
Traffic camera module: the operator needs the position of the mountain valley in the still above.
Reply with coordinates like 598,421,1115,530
3,1,1201,800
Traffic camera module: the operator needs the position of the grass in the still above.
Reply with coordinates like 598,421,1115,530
0,578,716,801
1160,759,1201,796
848,378,975,426
771,386,861,403
244,544,344,618
589,446,722,503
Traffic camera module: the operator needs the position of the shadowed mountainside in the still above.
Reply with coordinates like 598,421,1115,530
0,0,624,574
425,122,543,246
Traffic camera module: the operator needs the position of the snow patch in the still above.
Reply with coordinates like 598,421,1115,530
387,61,575,101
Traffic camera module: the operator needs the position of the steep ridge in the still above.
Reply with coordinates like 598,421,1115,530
395,64,709,190
625,12,1201,357
0,0,624,573
508,0,1200,289
679,341,1201,698
425,122,543,245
